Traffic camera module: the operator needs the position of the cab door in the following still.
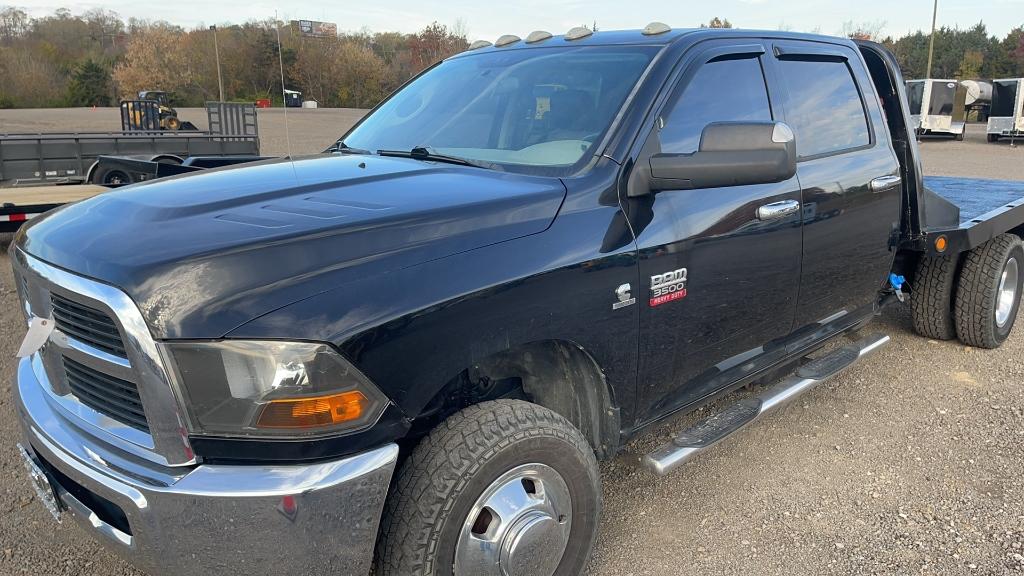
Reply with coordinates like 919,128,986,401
625,43,803,423
769,41,903,330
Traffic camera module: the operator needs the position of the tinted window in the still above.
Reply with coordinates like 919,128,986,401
777,59,870,157
659,56,772,154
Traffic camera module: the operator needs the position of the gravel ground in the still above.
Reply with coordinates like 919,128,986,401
0,115,1022,576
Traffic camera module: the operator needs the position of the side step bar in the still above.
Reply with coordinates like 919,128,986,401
644,333,890,476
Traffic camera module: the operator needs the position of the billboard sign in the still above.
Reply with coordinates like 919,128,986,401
294,20,338,37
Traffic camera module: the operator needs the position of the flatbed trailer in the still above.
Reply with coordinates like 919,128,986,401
0,185,107,233
0,103,260,230
0,103,259,190
0,131,259,187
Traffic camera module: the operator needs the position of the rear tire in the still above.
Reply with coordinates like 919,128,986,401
375,400,601,576
954,233,1024,348
988,134,999,143
912,254,960,340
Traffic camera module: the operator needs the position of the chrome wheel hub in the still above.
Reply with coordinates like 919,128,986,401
454,463,572,576
996,257,1019,328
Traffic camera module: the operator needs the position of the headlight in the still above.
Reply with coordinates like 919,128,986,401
160,340,389,438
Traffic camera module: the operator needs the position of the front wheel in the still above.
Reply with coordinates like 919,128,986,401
955,233,1024,348
375,400,601,576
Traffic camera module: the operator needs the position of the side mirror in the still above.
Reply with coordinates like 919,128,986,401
639,122,797,194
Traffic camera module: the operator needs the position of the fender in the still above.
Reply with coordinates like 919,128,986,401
230,167,641,454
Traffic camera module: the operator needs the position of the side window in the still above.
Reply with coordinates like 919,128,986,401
658,55,772,154
776,58,870,157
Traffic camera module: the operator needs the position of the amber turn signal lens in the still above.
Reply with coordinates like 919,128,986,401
935,236,948,253
256,391,368,428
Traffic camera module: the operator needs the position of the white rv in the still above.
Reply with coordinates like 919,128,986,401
906,79,968,140
987,78,1024,142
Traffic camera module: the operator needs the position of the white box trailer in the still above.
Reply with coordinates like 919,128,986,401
906,79,968,140
987,78,1024,142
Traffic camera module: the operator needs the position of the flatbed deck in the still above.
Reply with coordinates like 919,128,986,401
923,175,1024,254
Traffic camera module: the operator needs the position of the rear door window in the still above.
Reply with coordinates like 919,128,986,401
776,57,870,158
658,55,772,154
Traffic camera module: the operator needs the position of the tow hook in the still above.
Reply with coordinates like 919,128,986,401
889,273,907,303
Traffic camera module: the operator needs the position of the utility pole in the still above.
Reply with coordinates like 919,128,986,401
926,0,938,78
210,25,225,102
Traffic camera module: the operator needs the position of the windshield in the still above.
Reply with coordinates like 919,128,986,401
341,45,659,176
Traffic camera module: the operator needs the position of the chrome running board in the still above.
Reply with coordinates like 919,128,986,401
644,333,890,476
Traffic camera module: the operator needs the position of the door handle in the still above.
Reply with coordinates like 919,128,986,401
757,200,800,221
870,175,902,192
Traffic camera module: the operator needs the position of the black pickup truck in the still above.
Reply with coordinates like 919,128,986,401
10,25,1024,576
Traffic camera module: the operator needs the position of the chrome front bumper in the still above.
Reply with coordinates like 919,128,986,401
14,356,398,576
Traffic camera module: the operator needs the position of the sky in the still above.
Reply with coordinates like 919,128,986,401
12,0,1024,39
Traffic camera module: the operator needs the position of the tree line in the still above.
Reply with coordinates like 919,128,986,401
1,8,1022,110
0,7,468,108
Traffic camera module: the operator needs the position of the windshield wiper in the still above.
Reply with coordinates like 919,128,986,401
376,146,499,170
326,140,372,155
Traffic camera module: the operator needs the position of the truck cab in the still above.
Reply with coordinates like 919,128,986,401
11,25,1024,576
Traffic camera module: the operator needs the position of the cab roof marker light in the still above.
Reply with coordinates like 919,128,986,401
565,26,593,41
468,40,492,50
642,22,671,36
525,30,553,43
494,34,521,47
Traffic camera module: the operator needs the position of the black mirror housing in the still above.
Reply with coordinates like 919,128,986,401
639,122,797,194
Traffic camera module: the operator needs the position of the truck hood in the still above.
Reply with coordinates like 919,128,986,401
18,154,566,338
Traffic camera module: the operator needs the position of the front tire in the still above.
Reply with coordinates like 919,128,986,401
954,234,1024,348
375,400,601,576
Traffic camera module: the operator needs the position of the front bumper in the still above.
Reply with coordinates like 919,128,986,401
14,356,398,576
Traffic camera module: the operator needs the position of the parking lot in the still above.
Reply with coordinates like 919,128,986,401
0,111,1022,575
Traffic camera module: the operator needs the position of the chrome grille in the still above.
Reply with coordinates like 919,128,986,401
15,248,196,466
51,293,128,357
63,357,149,432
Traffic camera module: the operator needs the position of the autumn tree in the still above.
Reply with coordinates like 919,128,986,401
700,17,733,29
0,45,64,106
1,8,1022,110
0,6,30,42
957,50,984,79
407,22,468,73
112,23,191,97
334,42,388,108
841,20,886,41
